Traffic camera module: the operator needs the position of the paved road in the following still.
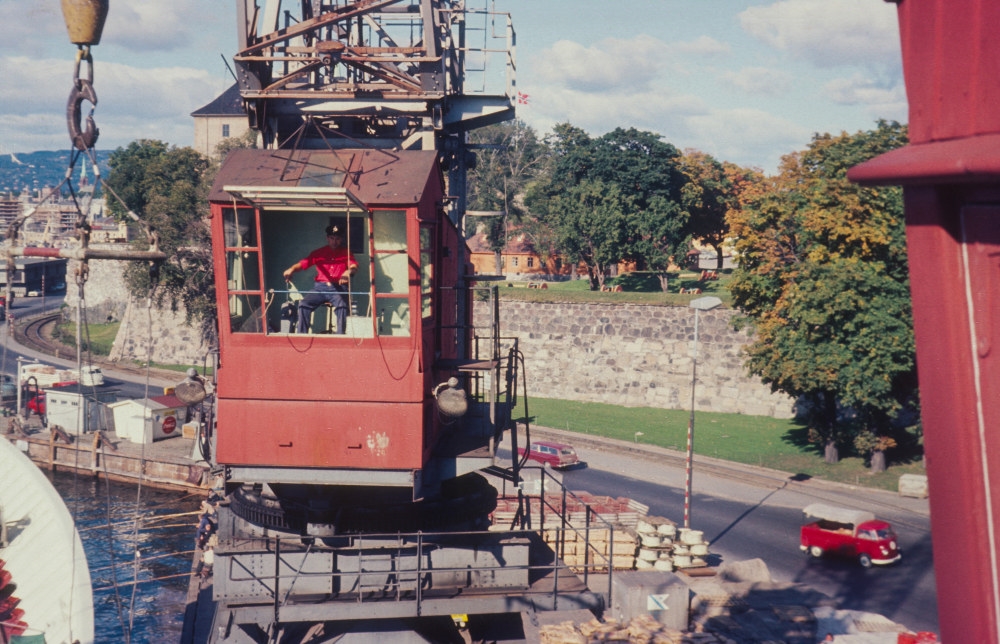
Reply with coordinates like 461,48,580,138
501,428,938,634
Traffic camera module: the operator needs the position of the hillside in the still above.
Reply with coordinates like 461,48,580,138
0,150,112,195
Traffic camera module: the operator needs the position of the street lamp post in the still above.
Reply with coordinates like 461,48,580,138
684,295,722,529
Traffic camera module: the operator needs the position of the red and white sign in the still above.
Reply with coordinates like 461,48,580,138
162,415,177,434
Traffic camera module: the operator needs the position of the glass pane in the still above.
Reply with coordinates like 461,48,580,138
226,250,260,291
229,293,263,333
421,251,432,319
374,252,408,294
373,210,407,251
223,207,256,248
420,226,433,318
376,298,410,337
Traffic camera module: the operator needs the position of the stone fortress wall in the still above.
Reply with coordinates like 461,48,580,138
65,262,793,418
483,301,794,419
62,255,212,367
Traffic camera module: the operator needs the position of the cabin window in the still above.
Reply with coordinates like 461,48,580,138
373,209,410,337
225,203,417,338
259,208,372,336
223,207,263,333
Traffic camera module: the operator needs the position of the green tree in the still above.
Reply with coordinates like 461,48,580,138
546,180,632,290
525,124,689,288
215,128,258,159
679,150,738,271
104,140,217,340
728,121,915,468
467,120,545,270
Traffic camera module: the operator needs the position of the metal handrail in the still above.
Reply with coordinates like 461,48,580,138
221,474,617,616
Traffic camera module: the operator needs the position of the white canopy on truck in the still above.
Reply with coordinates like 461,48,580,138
803,503,876,526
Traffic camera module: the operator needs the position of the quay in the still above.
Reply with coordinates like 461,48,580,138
3,319,215,492
3,419,214,492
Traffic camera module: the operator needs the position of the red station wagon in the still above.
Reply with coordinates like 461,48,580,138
800,503,901,568
517,441,581,469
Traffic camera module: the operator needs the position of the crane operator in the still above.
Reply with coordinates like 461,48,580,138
283,225,358,334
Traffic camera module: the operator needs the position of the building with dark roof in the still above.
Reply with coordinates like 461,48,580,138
191,83,251,158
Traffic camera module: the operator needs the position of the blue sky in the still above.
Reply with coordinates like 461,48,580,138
0,0,904,175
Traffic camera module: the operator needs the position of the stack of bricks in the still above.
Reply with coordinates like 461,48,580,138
542,525,639,572
490,493,650,571
539,615,736,644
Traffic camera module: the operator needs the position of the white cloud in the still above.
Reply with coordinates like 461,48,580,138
824,75,908,123
686,107,812,170
103,1,206,52
670,36,730,57
720,67,794,96
0,4,64,54
540,88,705,134
537,36,672,92
0,55,224,153
739,0,900,68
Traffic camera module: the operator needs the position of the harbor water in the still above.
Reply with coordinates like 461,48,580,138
50,470,204,643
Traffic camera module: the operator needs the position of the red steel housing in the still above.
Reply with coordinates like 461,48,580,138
207,149,466,475
850,2,1000,641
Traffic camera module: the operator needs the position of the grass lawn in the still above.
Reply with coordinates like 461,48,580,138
53,321,214,375
55,321,120,355
496,270,733,307
520,397,926,493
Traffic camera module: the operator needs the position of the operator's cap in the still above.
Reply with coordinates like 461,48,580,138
325,224,341,236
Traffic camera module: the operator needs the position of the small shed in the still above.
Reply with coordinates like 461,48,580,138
45,386,118,436
109,394,187,444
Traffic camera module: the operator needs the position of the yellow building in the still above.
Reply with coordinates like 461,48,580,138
191,84,251,159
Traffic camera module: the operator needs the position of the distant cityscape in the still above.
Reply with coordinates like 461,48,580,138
0,150,129,248
0,150,111,196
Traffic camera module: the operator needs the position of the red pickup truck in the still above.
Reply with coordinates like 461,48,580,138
800,503,901,568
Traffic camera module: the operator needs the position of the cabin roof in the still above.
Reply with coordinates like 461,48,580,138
209,148,441,207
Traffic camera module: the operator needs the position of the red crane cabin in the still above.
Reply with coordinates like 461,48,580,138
207,148,469,490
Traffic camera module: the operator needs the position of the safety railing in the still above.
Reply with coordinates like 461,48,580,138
217,471,617,618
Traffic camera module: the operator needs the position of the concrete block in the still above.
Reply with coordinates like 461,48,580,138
609,570,690,631
899,473,929,498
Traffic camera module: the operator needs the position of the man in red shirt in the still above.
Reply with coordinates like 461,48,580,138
283,225,358,334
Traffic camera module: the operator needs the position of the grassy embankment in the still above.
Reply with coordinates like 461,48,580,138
54,320,206,374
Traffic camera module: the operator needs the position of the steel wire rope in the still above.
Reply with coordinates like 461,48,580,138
58,146,119,644
125,286,160,640
66,146,140,644
86,161,167,642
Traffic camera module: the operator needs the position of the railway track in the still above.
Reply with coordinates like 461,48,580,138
13,313,70,357
9,312,182,384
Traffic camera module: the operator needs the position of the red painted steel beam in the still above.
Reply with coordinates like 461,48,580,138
847,2,1000,641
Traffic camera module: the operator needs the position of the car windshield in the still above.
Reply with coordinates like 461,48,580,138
859,527,894,540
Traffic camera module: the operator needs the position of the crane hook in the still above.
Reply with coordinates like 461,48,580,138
67,48,99,151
